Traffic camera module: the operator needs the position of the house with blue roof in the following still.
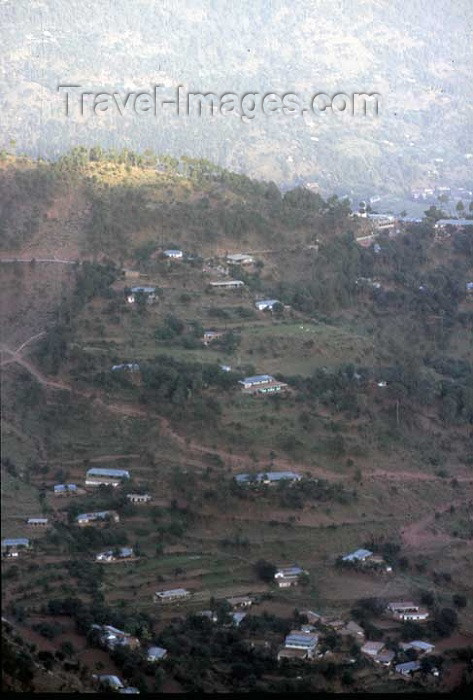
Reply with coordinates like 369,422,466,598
86,468,130,487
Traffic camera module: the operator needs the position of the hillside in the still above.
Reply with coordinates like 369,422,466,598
1,150,473,694
1,0,473,197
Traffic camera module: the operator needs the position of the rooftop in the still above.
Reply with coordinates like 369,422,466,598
235,471,302,484
2,538,30,548
86,468,130,478
342,548,373,562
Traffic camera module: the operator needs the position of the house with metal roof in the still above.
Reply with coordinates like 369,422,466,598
342,548,373,563
239,374,288,395
283,630,319,659
96,674,124,690
400,640,435,654
76,511,120,526
26,518,49,527
235,471,301,485
226,253,254,265
255,299,281,311
154,588,191,603
226,595,254,608
163,249,183,259
85,468,130,487
434,218,473,229
53,483,78,495
147,646,168,662
111,363,140,372
209,279,245,289
395,661,421,676
126,493,152,504
1,537,30,557
361,641,385,657
126,286,158,304
231,612,247,627
274,565,306,588
96,547,134,562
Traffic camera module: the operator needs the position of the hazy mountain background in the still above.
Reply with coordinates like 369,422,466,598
1,0,472,200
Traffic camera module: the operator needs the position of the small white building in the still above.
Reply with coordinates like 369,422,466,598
85,468,130,487
255,299,281,312
126,493,152,504
361,641,385,657
163,249,183,259
26,518,49,527
209,280,245,289
147,646,168,662
226,253,254,265
154,588,191,603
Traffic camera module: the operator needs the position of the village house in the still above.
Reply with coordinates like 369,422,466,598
118,687,140,694
341,548,373,563
95,547,134,562
91,624,140,651
85,467,130,487
466,282,473,294
339,620,365,640
111,363,140,372
53,483,78,496
226,253,254,265
235,471,301,486
198,610,219,622
1,538,30,558
386,602,429,621
76,511,120,526
26,517,49,528
126,286,158,304
395,660,421,676
434,218,473,231
274,565,306,588
279,630,319,660
95,674,124,691
255,299,281,312
361,641,385,658
163,249,183,259
239,374,289,395
226,595,254,609
154,588,191,603
209,279,245,289
375,649,396,666
220,364,232,372
400,640,435,655
126,493,152,504
147,646,168,662
231,612,247,627
202,330,225,345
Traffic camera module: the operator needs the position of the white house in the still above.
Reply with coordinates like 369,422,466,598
361,641,385,657
209,279,245,289
274,566,306,588
147,646,168,662
126,286,158,304
400,640,435,655
163,249,183,259
126,493,152,504
255,299,281,312
226,253,254,265
85,468,130,487
154,588,191,603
